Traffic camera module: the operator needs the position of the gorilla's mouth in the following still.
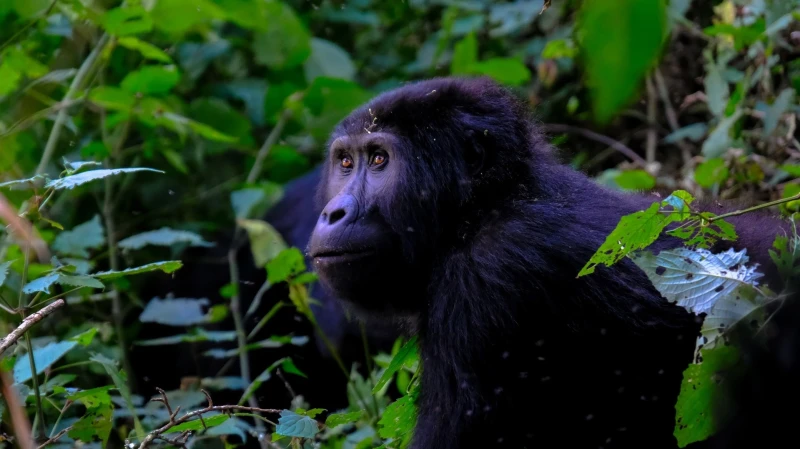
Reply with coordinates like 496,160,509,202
311,248,376,263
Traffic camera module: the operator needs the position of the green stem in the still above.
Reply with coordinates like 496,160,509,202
709,192,800,222
35,33,110,176
245,110,291,185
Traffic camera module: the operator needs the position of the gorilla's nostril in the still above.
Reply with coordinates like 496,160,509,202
329,208,347,224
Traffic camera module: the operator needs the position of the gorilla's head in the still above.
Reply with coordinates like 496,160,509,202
307,77,544,315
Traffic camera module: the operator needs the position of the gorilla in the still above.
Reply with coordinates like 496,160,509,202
306,76,793,448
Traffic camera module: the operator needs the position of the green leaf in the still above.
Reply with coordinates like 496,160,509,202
302,77,372,143
89,354,145,439
160,112,239,143
377,391,418,442
94,260,183,279
578,0,668,123
267,248,307,284
694,158,729,188
276,410,320,438
118,227,213,250
304,38,356,83
135,329,236,346
139,297,211,326
68,403,113,447
578,191,694,277
542,39,578,59
779,164,800,178
121,65,181,96
251,2,311,70
151,0,226,35
614,170,656,191
22,273,60,294
88,86,137,112
102,6,153,36
117,37,173,63
373,336,419,394
57,274,105,290
663,123,708,143
0,260,12,288
53,215,105,258
238,219,288,268
674,346,739,447
14,341,79,383
701,109,743,158
46,168,163,190
703,59,729,118
64,160,102,173
70,328,99,347
470,58,531,86
304,408,326,419
67,385,114,408
762,88,795,135
281,357,307,378
171,414,229,431
325,410,364,428
450,33,478,75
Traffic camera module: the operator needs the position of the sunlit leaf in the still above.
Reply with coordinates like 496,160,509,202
151,0,226,35
94,261,183,279
102,6,153,36
46,168,163,190
121,65,180,95
88,86,137,112
326,410,364,429
694,158,729,188
238,219,288,268
450,33,478,75
117,37,173,63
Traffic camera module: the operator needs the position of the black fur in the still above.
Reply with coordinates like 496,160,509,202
307,76,791,448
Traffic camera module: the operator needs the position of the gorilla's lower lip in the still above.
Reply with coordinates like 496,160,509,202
312,249,376,262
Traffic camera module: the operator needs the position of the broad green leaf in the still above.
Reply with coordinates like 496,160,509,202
267,248,307,284
779,164,800,178
117,37,173,63
674,346,739,447
0,260,12,288
46,168,163,190
53,215,105,258
694,158,729,188
121,65,180,95
614,170,656,191
542,39,577,59
630,247,764,315
67,385,114,408
304,38,356,83
251,2,311,70
102,6,153,36
578,0,668,123
451,33,477,75
238,219,288,268
187,98,252,148
70,328,99,346
170,414,229,431
377,391,418,442
150,0,226,35
139,297,211,326
135,329,236,346
88,86,137,112
118,227,213,250
90,354,145,439
276,410,319,438
762,88,794,135
302,77,372,142
12,0,50,18
93,260,183,279
57,274,104,290
14,340,79,383
470,58,531,86
578,191,694,276
701,109,743,158
160,112,239,143
663,123,708,143
326,410,365,428
373,336,419,394
68,403,113,447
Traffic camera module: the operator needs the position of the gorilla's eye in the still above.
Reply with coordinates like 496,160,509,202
371,153,386,166
341,156,353,169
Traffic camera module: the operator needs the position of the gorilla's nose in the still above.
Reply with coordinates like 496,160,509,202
319,194,358,228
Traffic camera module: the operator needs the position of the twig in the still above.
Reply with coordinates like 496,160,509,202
709,192,800,222
35,33,110,176
137,388,283,449
0,299,65,357
654,69,693,166
246,110,292,185
0,370,33,449
36,427,72,449
542,124,647,167
645,76,658,166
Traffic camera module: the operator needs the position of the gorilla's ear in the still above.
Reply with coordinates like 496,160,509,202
464,129,486,176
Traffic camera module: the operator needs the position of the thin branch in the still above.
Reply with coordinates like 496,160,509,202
0,370,33,449
36,426,72,449
709,192,800,222
654,68,693,166
137,388,283,449
542,124,647,167
0,299,65,357
645,76,658,166
246,110,292,185
35,33,110,176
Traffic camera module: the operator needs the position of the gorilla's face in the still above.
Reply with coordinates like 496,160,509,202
308,132,419,314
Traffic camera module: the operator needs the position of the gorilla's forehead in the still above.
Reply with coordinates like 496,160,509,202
329,132,400,152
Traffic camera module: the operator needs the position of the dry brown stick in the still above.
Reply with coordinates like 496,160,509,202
0,299,65,357
542,123,647,167
0,370,33,449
